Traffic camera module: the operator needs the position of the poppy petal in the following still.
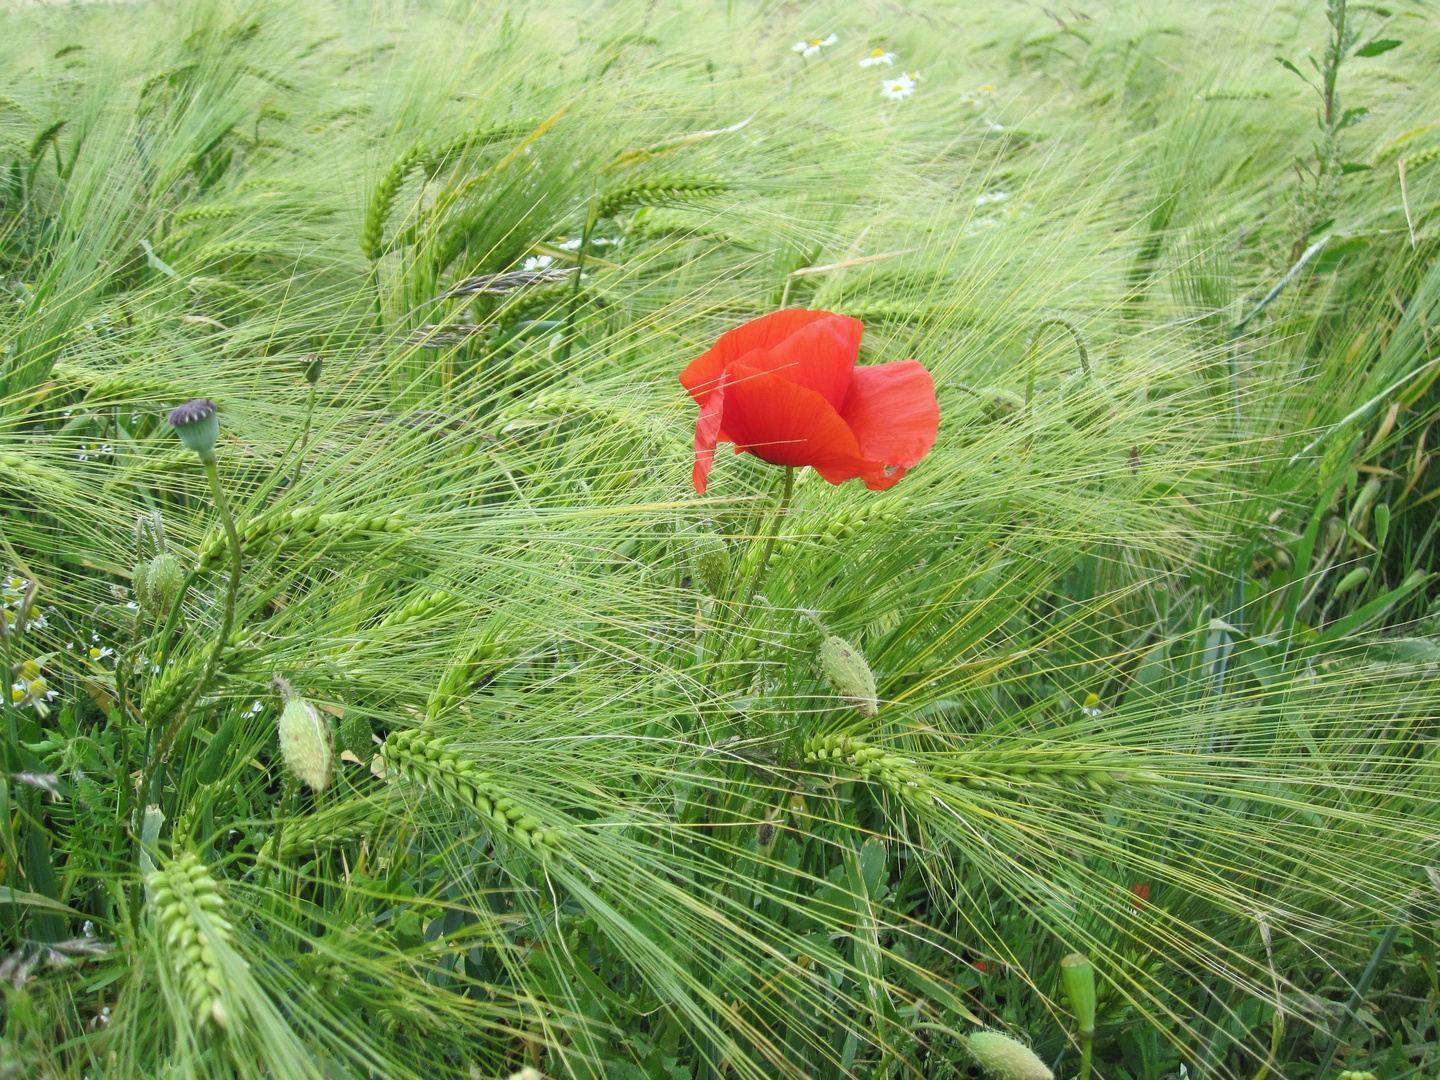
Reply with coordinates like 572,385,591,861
839,360,939,467
679,309,860,409
692,372,727,494
730,312,863,410
721,363,868,473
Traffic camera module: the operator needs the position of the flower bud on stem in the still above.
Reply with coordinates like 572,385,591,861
139,447,244,853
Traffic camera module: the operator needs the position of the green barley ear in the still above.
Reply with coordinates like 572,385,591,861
1060,953,1097,1035
272,677,333,791
691,534,731,597
818,635,879,717
965,1031,1055,1080
146,851,238,1032
340,711,374,761
361,145,424,259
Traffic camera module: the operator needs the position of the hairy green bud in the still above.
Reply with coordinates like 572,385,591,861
965,1031,1054,1080
132,559,153,610
692,535,731,597
147,552,185,611
340,711,374,761
818,635,878,717
195,717,236,786
274,678,333,791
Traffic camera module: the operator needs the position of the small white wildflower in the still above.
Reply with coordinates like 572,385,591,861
986,121,1006,132
881,73,917,101
793,33,837,58
1080,692,1103,717
249,700,263,715
975,191,1009,206
859,48,898,68
89,646,114,661
522,255,555,272
558,237,583,251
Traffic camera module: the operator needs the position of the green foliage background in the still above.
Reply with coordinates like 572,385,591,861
0,1,1438,1078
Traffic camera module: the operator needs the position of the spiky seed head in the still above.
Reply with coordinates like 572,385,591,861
340,711,373,762
965,1032,1054,1080
277,691,333,791
819,635,878,717
1060,953,1097,1035
300,352,323,385
147,552,184,611
168,398,220,456
132,559,153,609
692,535,731,596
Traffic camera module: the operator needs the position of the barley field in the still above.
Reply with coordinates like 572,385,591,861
0,1,1438,1078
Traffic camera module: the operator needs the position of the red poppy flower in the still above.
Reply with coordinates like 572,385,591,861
1130,883,1151,910
679,309,940,495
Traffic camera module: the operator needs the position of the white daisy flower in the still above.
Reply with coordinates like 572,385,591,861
859,48,898,68
88,646,113,661
558,237,584,251
522,255,555,272
880,73,917,101
792,33,837,58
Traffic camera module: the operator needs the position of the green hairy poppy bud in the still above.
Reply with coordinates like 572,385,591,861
340,711,373,761
273,677,333,791
132,559,153,609
965,1031,1054,1080
692,535,731,596
301,352,324,386
168,398,221,459
147,552,185,611
818,635,878,717
1062,372,1114,432
1060,953,1097,1035
979,388,1025,424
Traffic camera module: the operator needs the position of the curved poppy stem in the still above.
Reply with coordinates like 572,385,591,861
738,466,794,613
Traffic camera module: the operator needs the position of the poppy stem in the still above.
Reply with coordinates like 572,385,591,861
738,466,794,613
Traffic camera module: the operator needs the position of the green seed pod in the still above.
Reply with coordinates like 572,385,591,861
818,635,878,717
301,352,323,386
274,679,333,791
1060,953,1097,1036
168,399,221,459
1373,503,1390,548
196,718,237,786
340,712,373,761
1332,565,1371,598
147,552,185,612
691,535,731,597
965,1031,1054,1080
132,559,153,610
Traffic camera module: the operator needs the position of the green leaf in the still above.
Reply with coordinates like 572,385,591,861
1354,38,1401,57
0,886,82,916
